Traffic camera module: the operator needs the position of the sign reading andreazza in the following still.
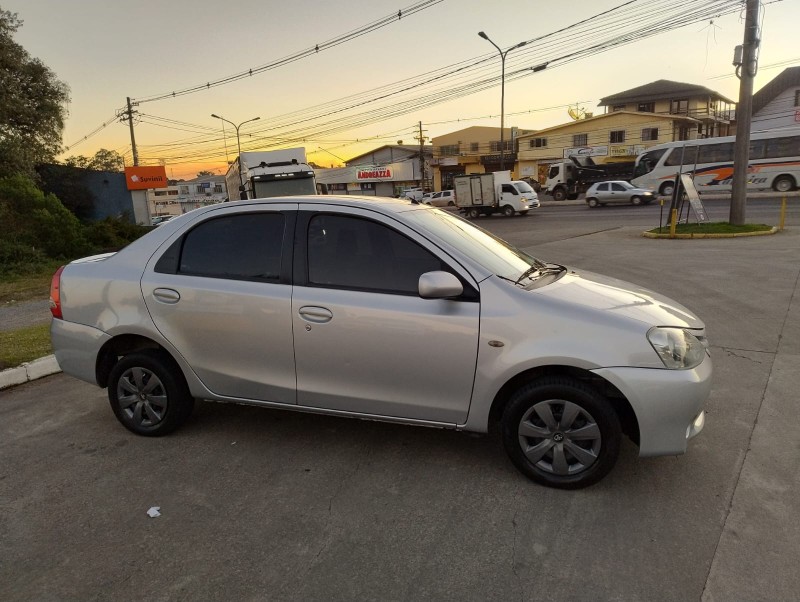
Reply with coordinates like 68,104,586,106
356,167,393,181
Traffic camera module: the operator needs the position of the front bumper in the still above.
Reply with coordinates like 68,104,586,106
592,354,712,457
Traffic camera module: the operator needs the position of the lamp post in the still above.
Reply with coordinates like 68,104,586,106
478,32,527,171
211,113,260,198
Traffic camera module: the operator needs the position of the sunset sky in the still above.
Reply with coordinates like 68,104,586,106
5,0,798,180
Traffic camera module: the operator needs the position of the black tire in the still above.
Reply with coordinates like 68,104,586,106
501,376,621,489
631,195,642,206
108,349,194,437
502,205,515,217
467,208,480,219
552,188,567,202
448,200,455,206
567,192,579,200
773,175,795,193
587,197,599,208
659,182,675,197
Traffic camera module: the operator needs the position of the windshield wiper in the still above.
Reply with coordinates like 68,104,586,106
515,263,565,286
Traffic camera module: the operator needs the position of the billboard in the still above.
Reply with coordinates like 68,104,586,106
124,166,168,190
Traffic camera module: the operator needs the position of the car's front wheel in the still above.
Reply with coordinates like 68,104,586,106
502,204,516,217
501,377,621,489
108,350,195,436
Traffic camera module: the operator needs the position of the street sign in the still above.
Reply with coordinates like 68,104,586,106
680,174,709,223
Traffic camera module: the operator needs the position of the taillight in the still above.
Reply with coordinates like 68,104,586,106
49,265,66,319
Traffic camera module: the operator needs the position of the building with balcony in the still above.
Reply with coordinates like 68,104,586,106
598,79,735,139
148,174,227,221
430,126,533,191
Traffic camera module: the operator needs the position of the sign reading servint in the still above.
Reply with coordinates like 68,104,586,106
356,167,393,181
124,166,168,190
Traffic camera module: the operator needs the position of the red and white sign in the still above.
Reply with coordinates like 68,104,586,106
124,166,168,190
357,167,393,180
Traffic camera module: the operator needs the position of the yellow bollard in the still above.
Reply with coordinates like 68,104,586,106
779,195,787,231
670,208,678,238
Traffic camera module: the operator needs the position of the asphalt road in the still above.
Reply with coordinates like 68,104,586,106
2,200,799,601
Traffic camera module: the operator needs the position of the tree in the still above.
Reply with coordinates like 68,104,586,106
63,148,125,171
196,170,214,178
0,10,70,178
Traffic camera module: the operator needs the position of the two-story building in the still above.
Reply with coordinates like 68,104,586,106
148,174,227,219
430,126,533,191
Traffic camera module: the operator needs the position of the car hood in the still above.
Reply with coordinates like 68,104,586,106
533,268,703,329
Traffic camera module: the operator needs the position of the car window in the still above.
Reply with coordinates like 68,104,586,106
432,192,442,199
175,213,285,281
611,183,627,192
596,183,608,192
501,184,517,194
307,214,445,295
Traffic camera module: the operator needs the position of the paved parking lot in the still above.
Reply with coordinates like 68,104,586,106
2,213,799,601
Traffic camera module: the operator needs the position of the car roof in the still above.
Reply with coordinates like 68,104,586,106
217,195,423,214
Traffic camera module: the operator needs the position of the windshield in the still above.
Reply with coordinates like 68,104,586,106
634,148,667,178
403,208,543,281
253,178,317,198
514,181,535,194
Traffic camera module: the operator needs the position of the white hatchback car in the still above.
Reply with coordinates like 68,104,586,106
50,196,711,489
425,190,456,207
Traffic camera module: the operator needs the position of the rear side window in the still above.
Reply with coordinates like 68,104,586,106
307,214,444,294
170,213,285,281
596,183,608,192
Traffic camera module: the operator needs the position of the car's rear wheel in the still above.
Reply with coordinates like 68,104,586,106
501,377,621,489
587,197,599,208
502,205,515,217
467,208,480,219
108,350,194,437
631,195,642,205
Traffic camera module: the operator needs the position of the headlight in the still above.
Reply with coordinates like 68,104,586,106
647,327,706,369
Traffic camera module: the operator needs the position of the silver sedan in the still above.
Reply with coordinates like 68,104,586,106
585,181,655,208
50,196,710,489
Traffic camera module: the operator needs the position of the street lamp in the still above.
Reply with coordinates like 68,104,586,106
211,113,260,198
478,31,527,171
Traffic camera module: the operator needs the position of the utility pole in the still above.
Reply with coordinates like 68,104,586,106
415,121,428,188
122,97,139,166
730,0,760,225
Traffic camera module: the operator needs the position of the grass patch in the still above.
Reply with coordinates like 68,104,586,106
648,222,773,235
0,323,52,370
0,259,63,304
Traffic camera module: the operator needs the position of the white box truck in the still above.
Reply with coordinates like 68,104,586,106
226,148,318,200
454,171,539,218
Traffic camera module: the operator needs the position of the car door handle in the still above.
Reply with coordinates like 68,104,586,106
153,288,181,304
298,306,333,323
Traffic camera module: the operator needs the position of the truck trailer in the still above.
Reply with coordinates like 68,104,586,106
545,157,635,201
226,148,317,200
454,171,539,218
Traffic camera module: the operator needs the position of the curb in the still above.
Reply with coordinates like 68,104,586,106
0,355,61,390
641,226,779,239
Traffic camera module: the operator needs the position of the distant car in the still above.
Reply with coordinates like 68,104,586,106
402,187,424,202
151,215,175,226
585,181,655,208
426,190,456,207
50,196,711,489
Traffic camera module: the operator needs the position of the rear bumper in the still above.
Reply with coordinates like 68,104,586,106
51,319,110,386
592,354,712,457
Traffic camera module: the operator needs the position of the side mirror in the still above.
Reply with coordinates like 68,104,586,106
418,271,463,299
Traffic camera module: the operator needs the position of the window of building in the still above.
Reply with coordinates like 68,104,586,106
529,137,547,148
610,130,626,143
179,186,189,194
612,104,626,112
637,102,655,113
440,144,459,156
470,142,479,152
214,185,224,194
670,99,689,115
677,126,691,141
175,213,285,282
168,190,179,196
490,140,513,152
642,127,659,141
307,215,445,295
573,134,588,147
154,190,168,196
